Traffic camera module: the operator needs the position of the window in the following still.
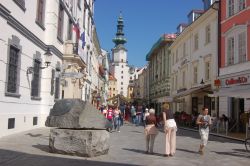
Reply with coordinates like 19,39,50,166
194,33,199,50
122,65,124,68
121,82,123,85
238,32,246,63
239,0,246,11
86,52,89,72
121,76,123,79
175,75,178,90
31,59,41,99
89,57,92,76
205,62,210,81
8,118,15,129
7,46,20,94
113,88,115,90
55,76,60,99
121,71,123,74
205,25,211,44
88,16,90,35
77,0,81,9
228,0,235,17
182,71,185,88
183,42,186,57
57,4,64,41
67,19,73,40
33,117,38,126
175,49,178,62
121,87,123,90
227,37,234,65
193,66,198,84
13,0,26,11
172,53,175,65
36,0,45,29
50,69,55,95
227,0,246,17
130,76,132,80
83,7,86,29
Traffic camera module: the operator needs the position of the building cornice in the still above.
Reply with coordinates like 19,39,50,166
146,34,174,61
0,3,63,59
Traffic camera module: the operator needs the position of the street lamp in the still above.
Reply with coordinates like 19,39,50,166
200,78,205,85
27,47,52,74
43,47,53,68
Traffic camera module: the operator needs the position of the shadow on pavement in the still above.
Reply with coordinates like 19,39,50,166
130,131,143,134
0,149,142,166
33,144,50,153
122,148,163,157
176,148,199,154
25,133,43,137
177,129,243,144
211,149,250,159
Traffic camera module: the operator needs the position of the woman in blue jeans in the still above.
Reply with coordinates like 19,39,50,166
113,107,121,132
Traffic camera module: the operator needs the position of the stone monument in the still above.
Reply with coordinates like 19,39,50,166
46,99,110,157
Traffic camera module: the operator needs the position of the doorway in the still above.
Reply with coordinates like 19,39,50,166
204,96,211,115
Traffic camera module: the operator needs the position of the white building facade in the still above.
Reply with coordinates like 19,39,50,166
0,0,65,137
0,0,104,137
170,2,219,116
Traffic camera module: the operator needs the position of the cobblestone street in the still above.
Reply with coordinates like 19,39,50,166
0,124,249,166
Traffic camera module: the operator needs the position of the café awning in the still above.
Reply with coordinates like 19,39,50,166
213,84,250,98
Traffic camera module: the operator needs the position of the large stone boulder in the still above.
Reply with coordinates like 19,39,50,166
45,99,109,129
49,128,109,157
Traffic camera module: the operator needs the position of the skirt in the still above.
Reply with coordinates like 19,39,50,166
145,124,158,135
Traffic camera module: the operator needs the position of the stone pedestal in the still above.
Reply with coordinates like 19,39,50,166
49,128,109,157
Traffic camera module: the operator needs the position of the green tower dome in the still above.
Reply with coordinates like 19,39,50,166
112,12,127,46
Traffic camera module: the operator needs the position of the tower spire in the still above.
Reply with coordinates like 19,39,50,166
112,12,127,47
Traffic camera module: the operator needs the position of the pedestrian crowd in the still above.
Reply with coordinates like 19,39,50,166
99,102,212,157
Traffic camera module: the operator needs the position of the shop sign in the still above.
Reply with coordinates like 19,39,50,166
225,77,248,85
214,79,221,86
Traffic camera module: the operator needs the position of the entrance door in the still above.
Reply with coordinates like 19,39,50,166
239,98,245,132
192,97,198,115
230,98,244,132
204,96,211,115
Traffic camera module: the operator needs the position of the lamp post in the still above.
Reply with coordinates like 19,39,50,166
27,47,52,74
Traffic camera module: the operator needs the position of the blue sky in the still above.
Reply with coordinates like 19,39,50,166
94,0,203,67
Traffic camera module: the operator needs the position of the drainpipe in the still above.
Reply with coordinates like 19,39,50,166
217,1,221,118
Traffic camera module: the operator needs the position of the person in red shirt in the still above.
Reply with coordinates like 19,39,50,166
106,107,113,132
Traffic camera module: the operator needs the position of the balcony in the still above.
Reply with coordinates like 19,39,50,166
64,41,79,55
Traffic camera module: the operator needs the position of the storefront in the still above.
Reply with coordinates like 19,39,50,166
172,84,215,115
215,72,250,132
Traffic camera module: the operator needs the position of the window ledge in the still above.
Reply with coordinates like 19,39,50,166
204,41,210,46
5,92,21,98
57,36,64,44
13,0,26,12
31,96,42,101
35,20,45,31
